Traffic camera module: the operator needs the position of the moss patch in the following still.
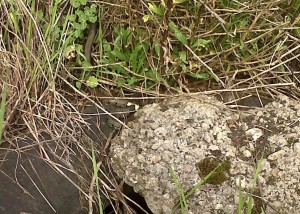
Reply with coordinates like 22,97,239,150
196,157,231,185
295,187,300,196
251,189,266,214
287,137,298,146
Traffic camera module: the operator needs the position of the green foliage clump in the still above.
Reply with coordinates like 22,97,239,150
69,1,97,39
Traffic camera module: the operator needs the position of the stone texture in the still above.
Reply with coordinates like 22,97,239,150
110,95,300,214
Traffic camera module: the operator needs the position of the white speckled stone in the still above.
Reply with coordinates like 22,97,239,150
294,143,300,154
110,95,300,214
267,150,286,161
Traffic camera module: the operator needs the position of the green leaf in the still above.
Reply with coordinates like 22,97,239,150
69,14,77,22
89,16,97,23
143,15,151,22
73,22,83,30
37,10,44,20
117,78,126,87
292,0,300,9
121,27,131,45
81,60,92,68
84,6,97,23
169,21,188,45
179,51,188,64
0,83,7,145
187,72,210,79
89,4,97,13
169,21,179,32
86,76,98,88
109,65,128,75
137,54,146,73
170,166,188,213
130,44,144,72
79,0,87,6
239,40,245,50
191,38,211,49
154,39,161,56
75,9,83,17
127,77,138,86
70,0,80,8
174,32,188,45
111,49,128,61
173,0,188,4
76,81,82,89
103,43,115,59
74,29,83,38
247,196,253,214
70,0,87,8
146,70,164,82
148,3,165,16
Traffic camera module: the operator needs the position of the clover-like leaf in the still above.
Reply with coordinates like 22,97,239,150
70,0,80,8
86,76,98,88
79,0,87,5
74,29,84,38
71,0,87,7
89,16,97,23
90,4,97,13
69,14,77,22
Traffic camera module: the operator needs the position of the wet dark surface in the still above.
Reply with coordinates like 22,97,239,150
0,103,114,214
0,102,149,214
0,136,81,214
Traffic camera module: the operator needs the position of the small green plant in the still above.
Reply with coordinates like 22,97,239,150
69,1,97,39
63,0,98,89
237,152,265,214
100,26,164,88
170,166,188,213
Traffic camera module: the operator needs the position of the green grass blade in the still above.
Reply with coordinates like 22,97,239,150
237,179,247,214
170,166,188,214
172,162,222,211
253,151,265,185
91,144,104,214
0,83,8,145
247,196,253,214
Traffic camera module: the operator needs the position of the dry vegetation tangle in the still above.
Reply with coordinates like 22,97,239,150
0,0,300,213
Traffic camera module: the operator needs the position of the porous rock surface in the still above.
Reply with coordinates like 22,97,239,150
109,95,300,214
